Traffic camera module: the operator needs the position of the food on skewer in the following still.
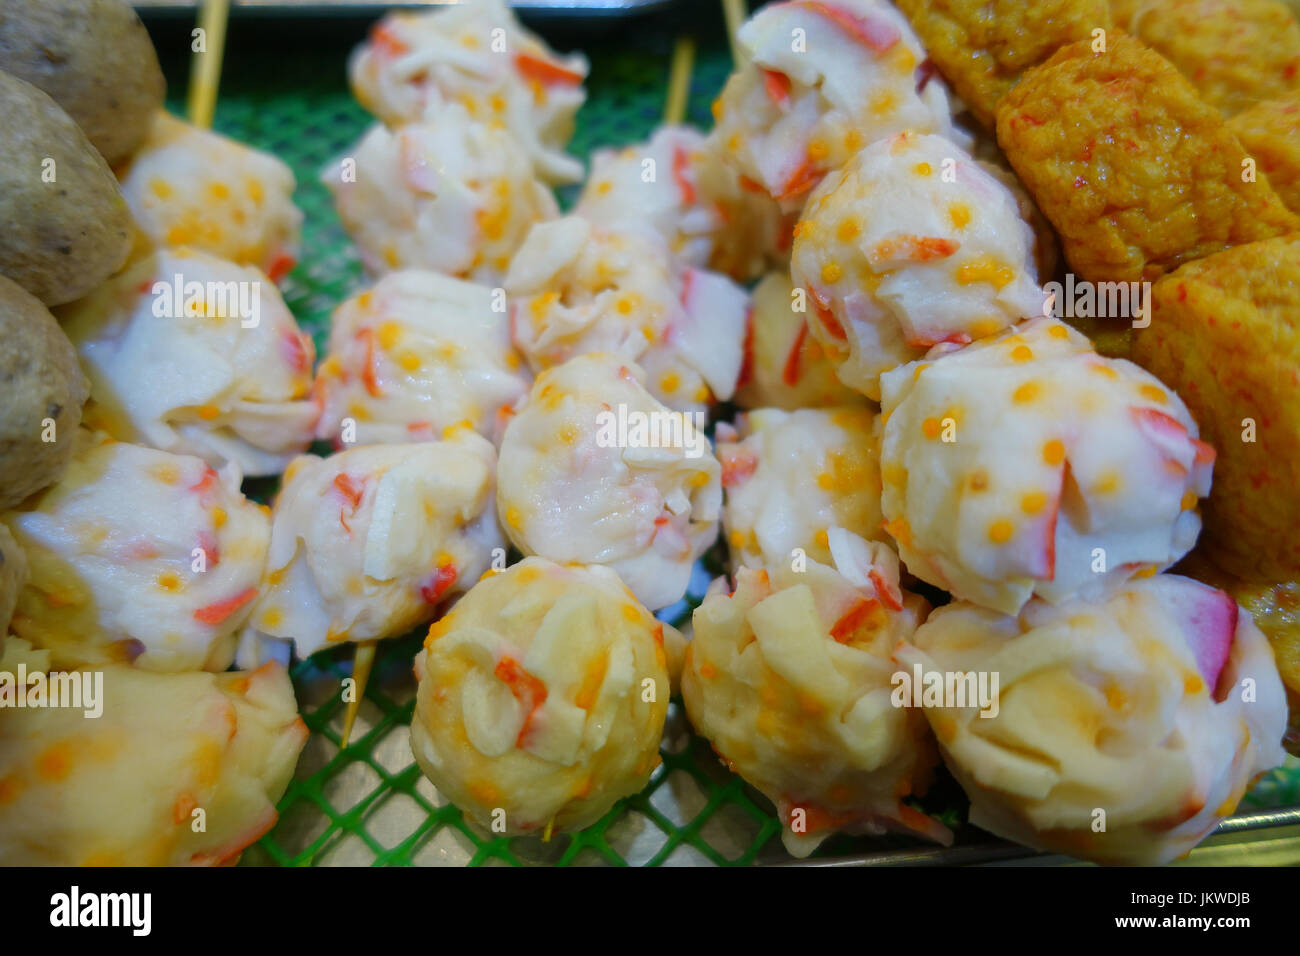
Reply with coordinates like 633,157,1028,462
325,103,559,283
118,111,303,282
0,277,89,511
879,317,1213,615
1178,549,1300,754
496,354,722,611
0,0,166,167
238,434,503,662
897,574,1288,865
717,407,883,574
0,523,25,648
683,529,943,858
1,432,269,673
349,0,588,185
709,0,968,211
313,270,530,449
894,0,1111,129
575,125,785,282
1131,234,1300,583
59,247,318,477
1228,94,1300,216
995,33,1300,284
505,216,749,415
0,661,307,866
732,272,866,410
1117,0,1300,116
792,131,1044,400
411,557,677,835
0,71,131,306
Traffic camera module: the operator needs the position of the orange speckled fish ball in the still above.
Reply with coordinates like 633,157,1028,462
0,662,306,865
899,573,1287,865
118,112,303,282
412,558,676,835
683,530,943,858
2,433,269,673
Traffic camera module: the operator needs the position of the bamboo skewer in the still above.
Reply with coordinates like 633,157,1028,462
187,0,231,129
664,35,696,127
341,639,377,749
721,0,747,65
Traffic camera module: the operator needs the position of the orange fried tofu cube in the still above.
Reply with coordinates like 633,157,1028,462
1229,94,1300,215
896,0,1111,128
1121,0,1300,116
1133,234,1300,581
996,33,1300,283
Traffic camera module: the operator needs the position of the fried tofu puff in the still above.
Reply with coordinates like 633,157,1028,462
412,558,675,835
348,0,587,185
996,34,1300,284
880,318,1213,615
710,0,968,211
1131,235,1300,582
505,217,749,415
792,132,1044,400
1229,95,1300,215
313,271,530,448
241,435,503,659
895,0,1111,129
118,112,303,282
718,408,883,574
325,107,559,283
496,355,722,611
1,434,269,672
59,248,318,476
733,272,867,410
575,125,786,282
1122,0,1300,116
0,662,306,866
683,529,943,858
898,575,1288,865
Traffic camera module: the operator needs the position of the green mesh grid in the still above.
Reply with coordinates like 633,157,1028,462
151,18,1300,867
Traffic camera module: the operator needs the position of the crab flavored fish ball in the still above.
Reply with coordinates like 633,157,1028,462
710,0,967,210
575,125,785,282
348,0,587,185
118,112,303,281
879,318,1214,615
326,104,558,283
0,662,307,866
683,529,942,858
898,575,1288,865
240,434,503,661
412,558,676,835
733,272,867,410
60,248,317,476
506,217,749,415
313,270,531,448
496,354,722,612
718,408,883,574
792,131,1044,401
1,434,269,672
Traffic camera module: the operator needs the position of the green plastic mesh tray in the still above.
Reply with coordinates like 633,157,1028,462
154,18,1300,867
